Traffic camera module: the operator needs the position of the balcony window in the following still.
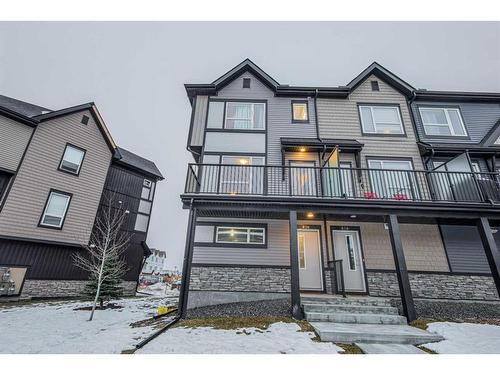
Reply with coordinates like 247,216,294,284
220,156,264,194
359,105,404,135
215,226,265,245
59,144,85,175
225,102,265,130
40,190,71,228
292,101,309,123
367,159,416,200
419,107,467,136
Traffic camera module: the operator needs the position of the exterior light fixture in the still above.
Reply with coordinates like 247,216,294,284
239,159,249,165
350,215,357,218
299,147,307,152
306,212,314,218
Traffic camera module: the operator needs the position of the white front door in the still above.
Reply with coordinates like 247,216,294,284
298,229,323,291
332,229,366,292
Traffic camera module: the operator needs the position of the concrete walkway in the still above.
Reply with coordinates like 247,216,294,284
356,343,427,354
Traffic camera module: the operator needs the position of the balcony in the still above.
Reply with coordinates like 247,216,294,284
184,163,500,204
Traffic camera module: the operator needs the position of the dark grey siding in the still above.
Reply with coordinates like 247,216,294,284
0,239,87,280
411,101,500,144
440,225,492,274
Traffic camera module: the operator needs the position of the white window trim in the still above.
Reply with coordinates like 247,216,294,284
367,159,413,171
292,102,309,122
359,105,404,135
40,191,71,228
59,145,85,174
419,107,467,137
224,102,266,130
215,226,266,245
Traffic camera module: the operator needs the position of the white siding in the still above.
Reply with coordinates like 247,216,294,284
204,132,265,153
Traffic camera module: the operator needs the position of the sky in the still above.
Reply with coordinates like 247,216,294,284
0,22,499,269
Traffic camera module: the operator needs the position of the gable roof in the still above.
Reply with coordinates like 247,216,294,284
113,147,164,180
0,93,163,180
212,58,280,91
0,94,52,118
346,62,415,96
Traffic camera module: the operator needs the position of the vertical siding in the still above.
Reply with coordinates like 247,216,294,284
0,115,33,171
190,95,208,147
412,101,500,144
0,110,112,245
317,74,424,170
440,225,491,273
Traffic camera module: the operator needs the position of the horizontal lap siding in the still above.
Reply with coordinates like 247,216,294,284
193,218,290,266
412,101,500,144
0,115,33,172
0,110,112,245
317,74,424,170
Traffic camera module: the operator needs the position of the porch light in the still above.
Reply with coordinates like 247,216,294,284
238,159,249,165
306,212,314,218
350,215,357,218
299,147,307,152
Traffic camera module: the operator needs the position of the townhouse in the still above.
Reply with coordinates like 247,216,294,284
178,59,500,322
0,94,163,298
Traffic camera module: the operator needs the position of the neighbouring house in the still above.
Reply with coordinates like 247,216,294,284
142,248,167,274
0,94,164,298
178,59,500,321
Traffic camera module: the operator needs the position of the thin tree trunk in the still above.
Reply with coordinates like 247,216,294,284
89,247,107,321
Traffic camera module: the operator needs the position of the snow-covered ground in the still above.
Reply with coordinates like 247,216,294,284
138,322,343,354
0,296,176,354
422,322,500,354
137,282,179,297
0,296,341,354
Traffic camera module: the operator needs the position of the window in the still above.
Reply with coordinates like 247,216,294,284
59,144,85,175
215,226,265,245
81,115,89,125
40,191,71,228
0,170,13,204
220,156,265,194
471,161,481,173
225,102,265,130
359,105,404,135
370,81,380,91
368,159,416,199
419,107,467,136
345,235,356,271
242,78,251,88
135,178,155,232
292,101,309,123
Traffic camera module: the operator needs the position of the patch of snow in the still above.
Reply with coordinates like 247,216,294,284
421,322,500,354
137,282,179,297
0,296,175,354
138,322,343,354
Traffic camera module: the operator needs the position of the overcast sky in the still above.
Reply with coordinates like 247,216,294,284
0,22,499,269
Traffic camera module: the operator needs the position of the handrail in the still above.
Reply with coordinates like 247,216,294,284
184,163,500,204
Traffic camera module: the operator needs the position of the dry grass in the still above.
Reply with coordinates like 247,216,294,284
410,319,436,331
175,316,314,331
336,343,364,354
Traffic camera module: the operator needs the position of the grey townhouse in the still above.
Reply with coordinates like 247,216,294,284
0,94,163,299
177,59,500,324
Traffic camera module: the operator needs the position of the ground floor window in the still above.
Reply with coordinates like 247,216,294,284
215,226,265,245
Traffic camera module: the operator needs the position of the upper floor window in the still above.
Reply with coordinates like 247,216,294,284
59,144,85,175
135,178,155,232
225,102,265,130
419,107,467,137
359,105,404,135
292,101,309,123
39,190,71,228
242,78,251,88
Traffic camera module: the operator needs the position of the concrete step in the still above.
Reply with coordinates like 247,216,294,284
356,343,428,354
303,303,399,315
301,296,392,307
310,322,444,345
305,311,407,325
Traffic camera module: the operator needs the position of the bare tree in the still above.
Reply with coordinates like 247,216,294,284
73,193,131,321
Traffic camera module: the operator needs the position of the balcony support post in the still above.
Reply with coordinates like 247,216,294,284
387,214,416,322
476,217,500,296
178,204,197,318
289,210,303,319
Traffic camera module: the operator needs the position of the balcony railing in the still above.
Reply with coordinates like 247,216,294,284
184,163,500,204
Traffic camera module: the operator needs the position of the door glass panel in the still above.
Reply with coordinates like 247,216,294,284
298,233,306,269
346,235,356,271
290,161,317,196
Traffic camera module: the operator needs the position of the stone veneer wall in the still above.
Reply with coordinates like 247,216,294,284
22,280,137,298
190,266,291,293
367,271,499,301
324,268,336,295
